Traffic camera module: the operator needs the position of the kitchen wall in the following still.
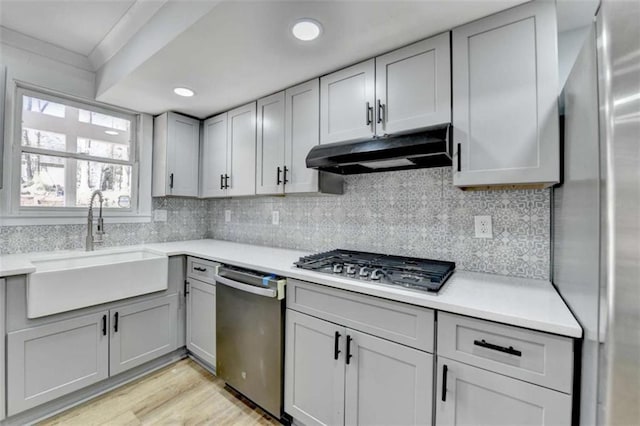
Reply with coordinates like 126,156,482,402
209,168,551,280
0,198,209,254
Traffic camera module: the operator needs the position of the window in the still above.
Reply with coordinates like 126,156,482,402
17,89,137,211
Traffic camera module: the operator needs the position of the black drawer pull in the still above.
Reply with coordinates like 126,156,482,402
334,331,341,360
473,339,522,357
346,335,353,365
102,314,107,336
114,312,119,333
193,267,207,272
441,364,448,402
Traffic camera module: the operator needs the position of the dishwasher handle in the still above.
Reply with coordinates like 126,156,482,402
214,274,278,298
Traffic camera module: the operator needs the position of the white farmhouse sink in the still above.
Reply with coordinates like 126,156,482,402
27,248,168,318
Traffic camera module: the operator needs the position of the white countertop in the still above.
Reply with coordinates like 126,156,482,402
0,239,582,338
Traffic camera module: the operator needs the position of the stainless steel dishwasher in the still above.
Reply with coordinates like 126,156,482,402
215,264,286,420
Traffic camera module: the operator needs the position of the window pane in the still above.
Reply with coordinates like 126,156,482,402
77,138,130,161
78,109,130,131
76,160,132,209
21,128,66,152
21,153,66,207
22,95,66,118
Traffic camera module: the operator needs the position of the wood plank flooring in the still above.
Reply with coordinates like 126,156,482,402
39,358,280,426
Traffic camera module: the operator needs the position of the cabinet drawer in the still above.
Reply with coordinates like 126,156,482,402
187,257,219,284
437,312,573,393
287,279,434,352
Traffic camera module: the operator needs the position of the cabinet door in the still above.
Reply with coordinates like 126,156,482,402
285,310,345,426
376,33,451,136
167,112,200,196
110,295,178,376
7,311,109,415
435,358,572,426
256,92,286,195
452,1,559,187
227,102,257,196
320,59,375,144
285,79,320,194
186,279,216,367
201,113,228,198
344,330,433,426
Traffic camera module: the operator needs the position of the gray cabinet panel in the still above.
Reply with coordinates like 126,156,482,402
452,0,559,187
109,295,178,376
7,311,109,415
256,91,286,195
436,358,571,426
285,310,345,426
344,330,433,426
227,102,257,196
201,113,228,198
186,279,216,367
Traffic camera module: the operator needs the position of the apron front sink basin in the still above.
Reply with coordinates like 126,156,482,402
27,248,168,318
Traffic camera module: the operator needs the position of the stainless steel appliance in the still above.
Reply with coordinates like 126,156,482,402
553,1,640,424
215,265,286,419
295,249,455,293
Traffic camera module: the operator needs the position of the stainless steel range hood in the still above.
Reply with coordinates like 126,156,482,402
306,124,451,175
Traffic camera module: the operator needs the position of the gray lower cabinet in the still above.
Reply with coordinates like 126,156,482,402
186,278,216,367
7,311,110,415
110,295,178,376
435,358,572,426
285,309,433,426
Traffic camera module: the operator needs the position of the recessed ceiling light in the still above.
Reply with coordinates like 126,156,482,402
292,19,322,41
174,87,195,97
105,130,119,135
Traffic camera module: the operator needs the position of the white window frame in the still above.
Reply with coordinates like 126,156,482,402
0,80,153,225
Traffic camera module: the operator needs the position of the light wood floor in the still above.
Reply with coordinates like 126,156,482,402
39,358,280,426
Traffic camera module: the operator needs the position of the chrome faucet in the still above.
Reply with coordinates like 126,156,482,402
86,190,105,251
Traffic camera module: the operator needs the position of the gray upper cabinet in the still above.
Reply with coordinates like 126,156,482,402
321,59,376,144
285,310,346,426
153,112,201,197
344,330,433,426
186,278,217,368
436,358,572,426
284,79,322,194
375,33,451,136
109,295,178,376
256,92,286,195
201,113,228,198
452,1,560,188
7,311,110,415
227,102,257,197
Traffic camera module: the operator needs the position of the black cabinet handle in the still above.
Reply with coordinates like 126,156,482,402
441,364,448,402
169,173,174,189
102,314,107,336
334,331,341,360
365,102,373,126
457,143,461,172
283,166,289,184
377,100,385,124
473,339,522,357
346,335,353,365
184,280,190,297
114,312,119,333
220,174,224,190
224,174,230,189
193,267,207,272
277,166,282,185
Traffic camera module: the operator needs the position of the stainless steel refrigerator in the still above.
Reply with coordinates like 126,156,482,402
553,1,639,425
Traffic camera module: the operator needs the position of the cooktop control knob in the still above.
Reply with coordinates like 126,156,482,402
359,267,369,277
332,264,343,273
370,269,384,280
345,264,357,275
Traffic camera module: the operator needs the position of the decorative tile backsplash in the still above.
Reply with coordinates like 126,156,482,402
209,168,551,279
0,198,210,254
0,168,551,280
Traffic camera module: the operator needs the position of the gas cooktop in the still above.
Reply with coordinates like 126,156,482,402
294,249,455,293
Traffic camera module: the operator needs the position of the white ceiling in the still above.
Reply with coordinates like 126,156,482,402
0,0,138,56
97,0,528,118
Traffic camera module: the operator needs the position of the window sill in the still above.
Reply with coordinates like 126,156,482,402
0,214,153,226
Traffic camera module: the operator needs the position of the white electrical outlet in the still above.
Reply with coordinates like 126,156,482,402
474,215,493,238
225,210,232,223
272,211,280,225
153,209,167,222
